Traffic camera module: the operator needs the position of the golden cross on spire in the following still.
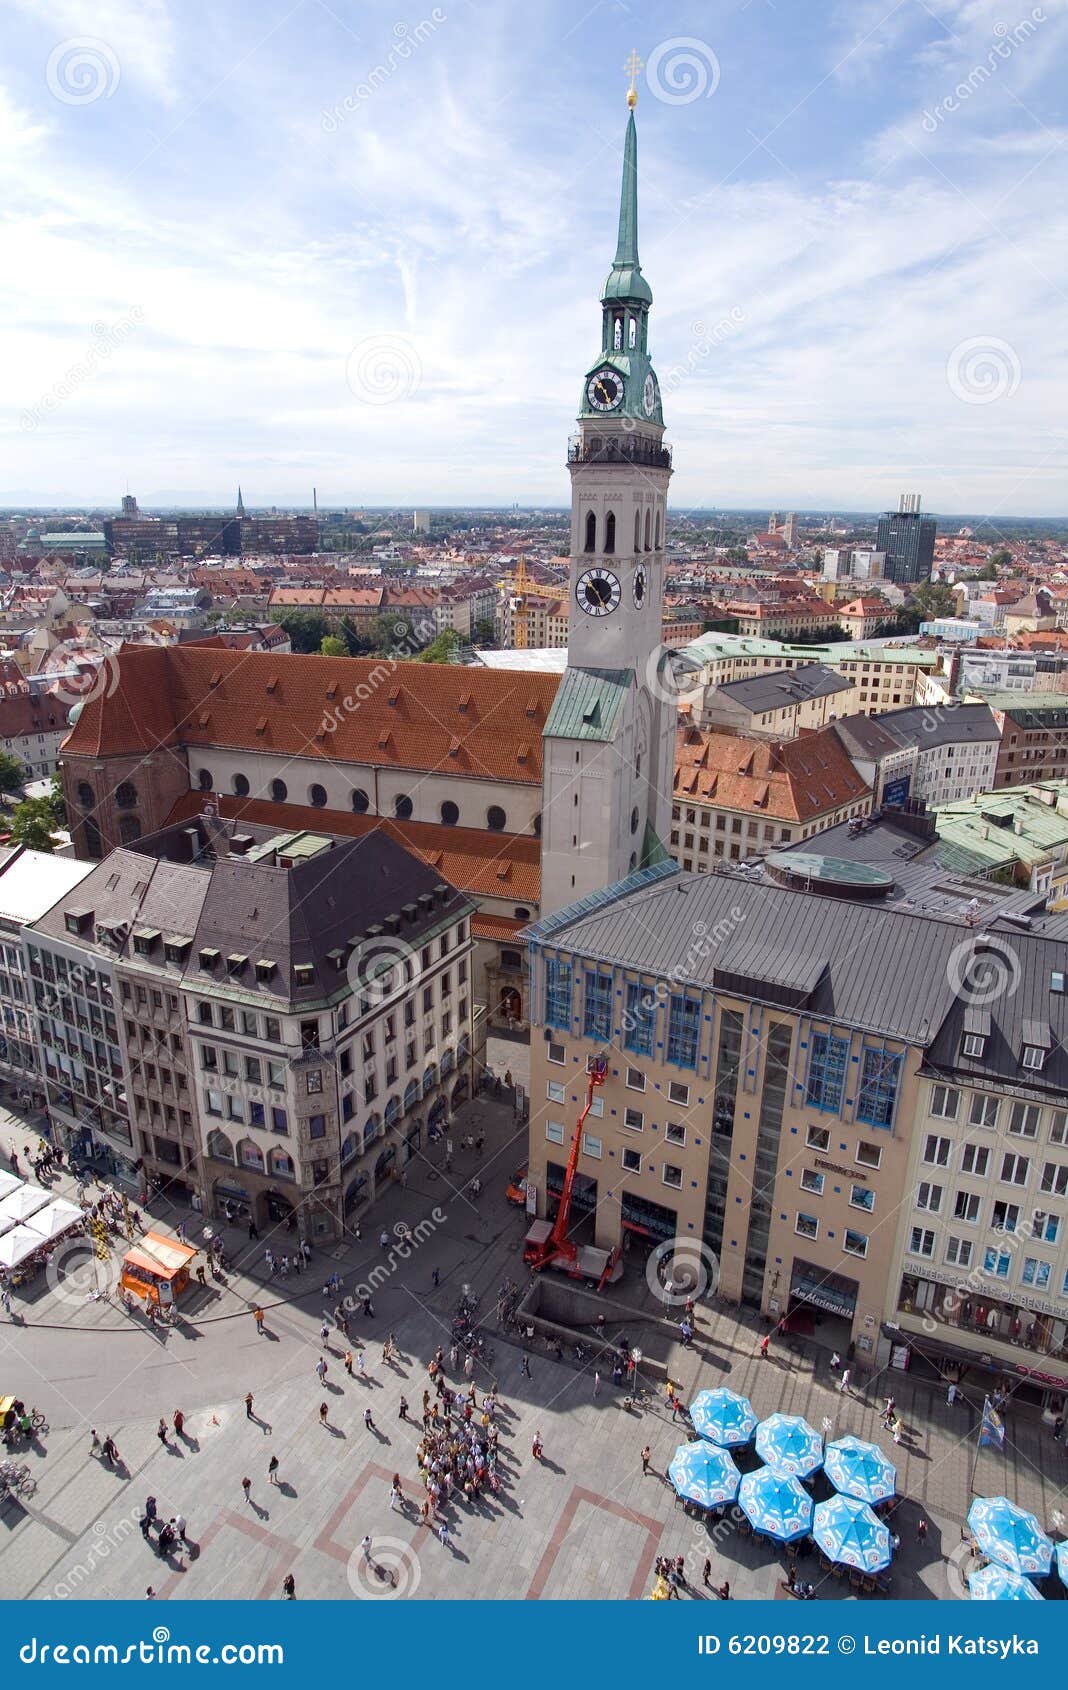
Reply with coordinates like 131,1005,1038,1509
624,49,642,108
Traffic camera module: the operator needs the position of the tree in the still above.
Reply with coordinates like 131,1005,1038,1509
976,559,999,581
416,629,461,664
0,751,25,795
268,610,329,653
473,617,496,647
988,549,1012,572
369,614,415,654
8,798,60,852
320,635,347,657
46,775,66,828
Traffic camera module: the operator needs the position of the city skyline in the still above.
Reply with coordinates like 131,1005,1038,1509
3,0,1068,513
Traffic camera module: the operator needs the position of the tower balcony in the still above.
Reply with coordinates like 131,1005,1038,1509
568,434,672,471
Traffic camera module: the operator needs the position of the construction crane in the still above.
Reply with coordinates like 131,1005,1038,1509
523,1054,623,1289
498,556,564,650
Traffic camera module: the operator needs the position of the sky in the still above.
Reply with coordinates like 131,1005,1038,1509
1,0,1067,516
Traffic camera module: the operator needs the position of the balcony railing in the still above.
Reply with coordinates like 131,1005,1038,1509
568,434,672,470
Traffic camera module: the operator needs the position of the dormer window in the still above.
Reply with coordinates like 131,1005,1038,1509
1022,1046,1046,1072
961,1033,986,1058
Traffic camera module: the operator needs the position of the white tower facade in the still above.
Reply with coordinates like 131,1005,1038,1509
540,96,675,916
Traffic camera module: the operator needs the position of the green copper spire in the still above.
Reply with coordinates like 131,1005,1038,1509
602,107,652,306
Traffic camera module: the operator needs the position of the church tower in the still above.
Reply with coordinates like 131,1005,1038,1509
540,72,675,915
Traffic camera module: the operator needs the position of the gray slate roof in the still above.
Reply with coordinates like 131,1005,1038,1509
714,663,853,712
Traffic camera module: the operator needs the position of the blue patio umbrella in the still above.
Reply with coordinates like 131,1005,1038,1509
812,1494,891,1573
689,1388,758,1448
824,1435,897,1505
968,1564,1044,1601
737,1468,813,1543
667,1442,740,1510
1056,1540,1068,1587
967,1496,1053,1579
755,1413,824,1479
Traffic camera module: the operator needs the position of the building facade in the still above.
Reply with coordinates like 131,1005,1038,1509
875,494,936,586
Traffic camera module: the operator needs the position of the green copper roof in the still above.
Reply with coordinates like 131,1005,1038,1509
543,667,633,742
640,820,672,869
602,111,652,306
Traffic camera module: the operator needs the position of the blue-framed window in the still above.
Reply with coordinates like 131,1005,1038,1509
857,1046,902,1128
544,958,572,1030
583,971,613,1041
805,1030,849,1113
667,995,701,1069
624,983,656,1056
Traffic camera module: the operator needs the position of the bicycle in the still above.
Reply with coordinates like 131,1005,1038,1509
30,1408,47,1431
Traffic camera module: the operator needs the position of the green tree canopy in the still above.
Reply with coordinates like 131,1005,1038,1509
8,797,60,853
320,635,347,657
0,750,25,795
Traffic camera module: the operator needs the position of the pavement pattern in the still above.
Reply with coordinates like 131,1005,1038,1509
0,1081,1065,1604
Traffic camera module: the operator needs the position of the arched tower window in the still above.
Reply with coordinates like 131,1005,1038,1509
629,316,637,348
644,508,652,551
656,509,662,549
613,316,623,350
604,512,615,554
634,510,641,552
584,511,596,553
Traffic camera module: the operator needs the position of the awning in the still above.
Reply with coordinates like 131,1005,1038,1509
23,1199,84,1243
123,1231,197,1280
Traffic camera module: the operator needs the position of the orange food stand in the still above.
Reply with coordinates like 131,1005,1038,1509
120,1231,198,1306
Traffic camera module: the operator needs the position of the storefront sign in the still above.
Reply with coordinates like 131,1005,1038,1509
905,1259,1064,1320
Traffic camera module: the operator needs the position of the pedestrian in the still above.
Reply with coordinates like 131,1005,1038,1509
703,1556,712,1588
282,1573,295,1599
173,1513,188,1544
146,1587,156,1600
641,1444,651,1475
531,1430,543,1461
140,1511,153,1540
241,1476,251,1503
594,1370,601,1397
157,1418,168,1446
521,1354,532,1380
356,1351,366,1379
398,1395,409,1421
364,1407,375,1430
760,1334,770,1359
438,1520,450,1548
102,1435,118,1465
245,1391,254,1419
253,1306,264,1334
196,1265,207,1287
917,1517,928,1545
344,1350,353,1376
320,1322,330,1348
829,1350,841,1372
268,1455,279,1485
316,1355,327,1385
431,1268,440,1289
172,1409,184,1437
248,1218,259,1241
319,1402,329,1426
360,1534,372,1562
892,1414,904,1445
362,1295,374,1318
946,1382,958,1406
89,1427,101,1455
838,1367,851,1395
718,1579,731,1600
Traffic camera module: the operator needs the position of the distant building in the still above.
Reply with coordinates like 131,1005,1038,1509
781,512,797,547
413,510,431,535
988,694,1068,788
875,493,936,585
701,662,853,740
833,702,1001,808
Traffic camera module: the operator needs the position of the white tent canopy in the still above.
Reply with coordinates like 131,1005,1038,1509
24,1199,84,1243
0,1225,44,1269
0,1185,50,1224
0,1170,21,1203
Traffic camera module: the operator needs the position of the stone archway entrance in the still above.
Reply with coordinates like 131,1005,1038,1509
498,986,522,1025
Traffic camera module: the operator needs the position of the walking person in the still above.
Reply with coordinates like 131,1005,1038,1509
438,1520,451,1548
172,1409,184,1438
245,1391,254,1420
268,1455,279,1486
838,1366,851,1395
282,1573,295,1599
319,1402,329,1427
360,1534,372,1563
241,1476,252,1504
531,1430,543,1462
316,1354,328,1385
703,1556,712,1589
917,1517,928,1546
344,1350,353,1376
363,1407,375,1431
760,1334,770,1360
398,1395,409,1422
89,1428,101,1456
594,1370,601,1397
157,1418,168,1447
173,1513,188,1546
641,1444,651,1476
521,1355,532,1380
253,1306,265,1335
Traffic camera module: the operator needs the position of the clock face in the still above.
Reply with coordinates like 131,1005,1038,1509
643,373,657,417
576,568,622,617
587,368,624,412
633,563,647,608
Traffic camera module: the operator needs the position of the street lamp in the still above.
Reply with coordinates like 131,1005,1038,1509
632,1346,643,1406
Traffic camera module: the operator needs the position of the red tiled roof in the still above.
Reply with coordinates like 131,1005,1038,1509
163,791,541,902
63,644,560,783
674,723,869,822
